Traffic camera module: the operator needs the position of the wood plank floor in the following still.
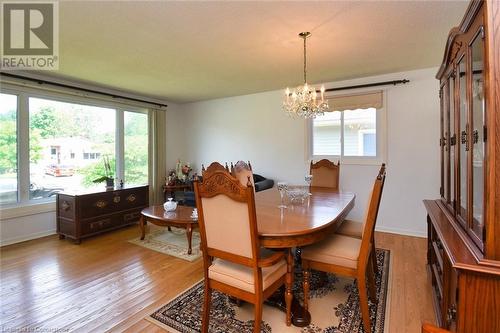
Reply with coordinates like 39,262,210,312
0,225,435,332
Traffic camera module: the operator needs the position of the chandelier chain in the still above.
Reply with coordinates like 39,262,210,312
303,35,307,84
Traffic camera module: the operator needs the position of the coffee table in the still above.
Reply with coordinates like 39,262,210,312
140,205,198,255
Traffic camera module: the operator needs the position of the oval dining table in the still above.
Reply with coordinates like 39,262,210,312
254,187,355,327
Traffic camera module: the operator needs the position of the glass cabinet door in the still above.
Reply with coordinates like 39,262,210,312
443,81,450,203
440,86,445,200
458,56,468,227
470,29,485,245
449,75,456,212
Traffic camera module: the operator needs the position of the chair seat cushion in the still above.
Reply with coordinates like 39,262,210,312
335,220,363,239
301,234,362,269
208,251,287,293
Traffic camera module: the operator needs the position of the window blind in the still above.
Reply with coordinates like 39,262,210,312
327,91,383,112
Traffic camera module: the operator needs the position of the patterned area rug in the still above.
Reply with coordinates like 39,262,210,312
129,226,201,262
148,249,390,332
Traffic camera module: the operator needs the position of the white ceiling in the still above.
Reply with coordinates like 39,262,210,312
43,1,468,103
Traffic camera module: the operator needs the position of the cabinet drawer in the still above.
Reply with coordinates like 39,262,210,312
117,189,148,210
80,193,115,218
58,195,76,219
82,216,117,235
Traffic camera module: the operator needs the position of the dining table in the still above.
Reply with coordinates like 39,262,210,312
254,186,355,327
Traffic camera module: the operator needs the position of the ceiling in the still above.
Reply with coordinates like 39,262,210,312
43,1,468,103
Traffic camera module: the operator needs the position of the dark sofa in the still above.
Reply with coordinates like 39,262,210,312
175,174,274,207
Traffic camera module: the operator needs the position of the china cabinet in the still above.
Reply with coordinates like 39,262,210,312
425,0,500,332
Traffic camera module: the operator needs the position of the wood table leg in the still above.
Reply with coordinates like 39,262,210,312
140,215,146,240
285,248,293,326
186,224,193,255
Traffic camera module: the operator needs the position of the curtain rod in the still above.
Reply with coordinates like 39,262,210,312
321,79,410,93
0,72,168,109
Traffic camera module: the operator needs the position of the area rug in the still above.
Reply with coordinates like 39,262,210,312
147,249,391,332
128,226,201,262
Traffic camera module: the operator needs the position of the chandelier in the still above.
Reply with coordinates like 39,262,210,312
282,32,329,118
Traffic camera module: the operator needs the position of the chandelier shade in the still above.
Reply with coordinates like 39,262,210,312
282,32,329,118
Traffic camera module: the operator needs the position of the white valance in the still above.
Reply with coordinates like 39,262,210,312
327,91,383,112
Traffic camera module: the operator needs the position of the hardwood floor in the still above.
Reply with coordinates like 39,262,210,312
0,225,435,332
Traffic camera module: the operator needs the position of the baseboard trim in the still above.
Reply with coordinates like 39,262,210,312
0,225,427,247
0,229,57,247
375,225,427,238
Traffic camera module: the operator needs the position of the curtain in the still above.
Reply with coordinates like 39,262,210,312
327,91,383,112
150,109,167,205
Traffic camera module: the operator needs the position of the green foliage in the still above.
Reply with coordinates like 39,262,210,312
124,135,148,185
0,120,17,173
29,129,43,164
80,157,116,187
30,107,58,138
125,113,148,136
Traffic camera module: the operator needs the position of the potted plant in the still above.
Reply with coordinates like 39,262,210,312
93,156,114,189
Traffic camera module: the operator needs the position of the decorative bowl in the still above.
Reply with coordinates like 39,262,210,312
285,186,309,204
163,198,178,212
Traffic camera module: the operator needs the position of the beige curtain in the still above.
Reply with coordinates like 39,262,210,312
327,91,383,112
150,109,167,205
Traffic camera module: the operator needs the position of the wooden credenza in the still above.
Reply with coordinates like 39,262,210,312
57,185,149,243
425,1,500,332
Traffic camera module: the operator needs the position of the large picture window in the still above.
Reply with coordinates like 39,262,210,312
0,93,18,205
28,97,116,198
0,86,150,207
310,91,385,163
124,111,149,185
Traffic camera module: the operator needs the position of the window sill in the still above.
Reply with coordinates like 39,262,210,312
311,156,385,166
0,201,56,220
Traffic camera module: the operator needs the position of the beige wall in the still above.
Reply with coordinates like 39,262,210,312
166,67,440,237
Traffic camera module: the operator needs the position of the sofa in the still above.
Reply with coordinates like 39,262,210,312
175,174,274,207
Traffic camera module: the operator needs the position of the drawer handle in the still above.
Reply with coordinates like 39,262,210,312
113,196,121,203
61,200,71,211
95,200,108,209
127,194,136,203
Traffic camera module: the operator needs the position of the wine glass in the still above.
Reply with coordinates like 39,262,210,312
277,182,288,208
305,174,313,195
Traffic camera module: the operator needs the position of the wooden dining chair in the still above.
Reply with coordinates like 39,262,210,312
194,166,291,333
336,163,386,275
201,161,229,176
309,159,340,189
421,323,451,333
231,160,255,189
301,164,386,333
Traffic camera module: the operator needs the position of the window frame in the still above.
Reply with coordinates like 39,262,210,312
0,83,151,213
306,90,387,165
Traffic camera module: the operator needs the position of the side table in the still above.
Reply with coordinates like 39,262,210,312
162,183,192,202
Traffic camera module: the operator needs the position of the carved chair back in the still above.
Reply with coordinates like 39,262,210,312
309,159,340,189
358,163,386,266
201,162,229,178
194,167,260,268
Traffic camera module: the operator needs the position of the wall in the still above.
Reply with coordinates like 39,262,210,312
172,67,440,237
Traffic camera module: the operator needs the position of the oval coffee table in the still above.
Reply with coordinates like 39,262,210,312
140,205,198,255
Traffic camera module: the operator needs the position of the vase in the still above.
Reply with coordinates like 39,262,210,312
106,178,114,189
